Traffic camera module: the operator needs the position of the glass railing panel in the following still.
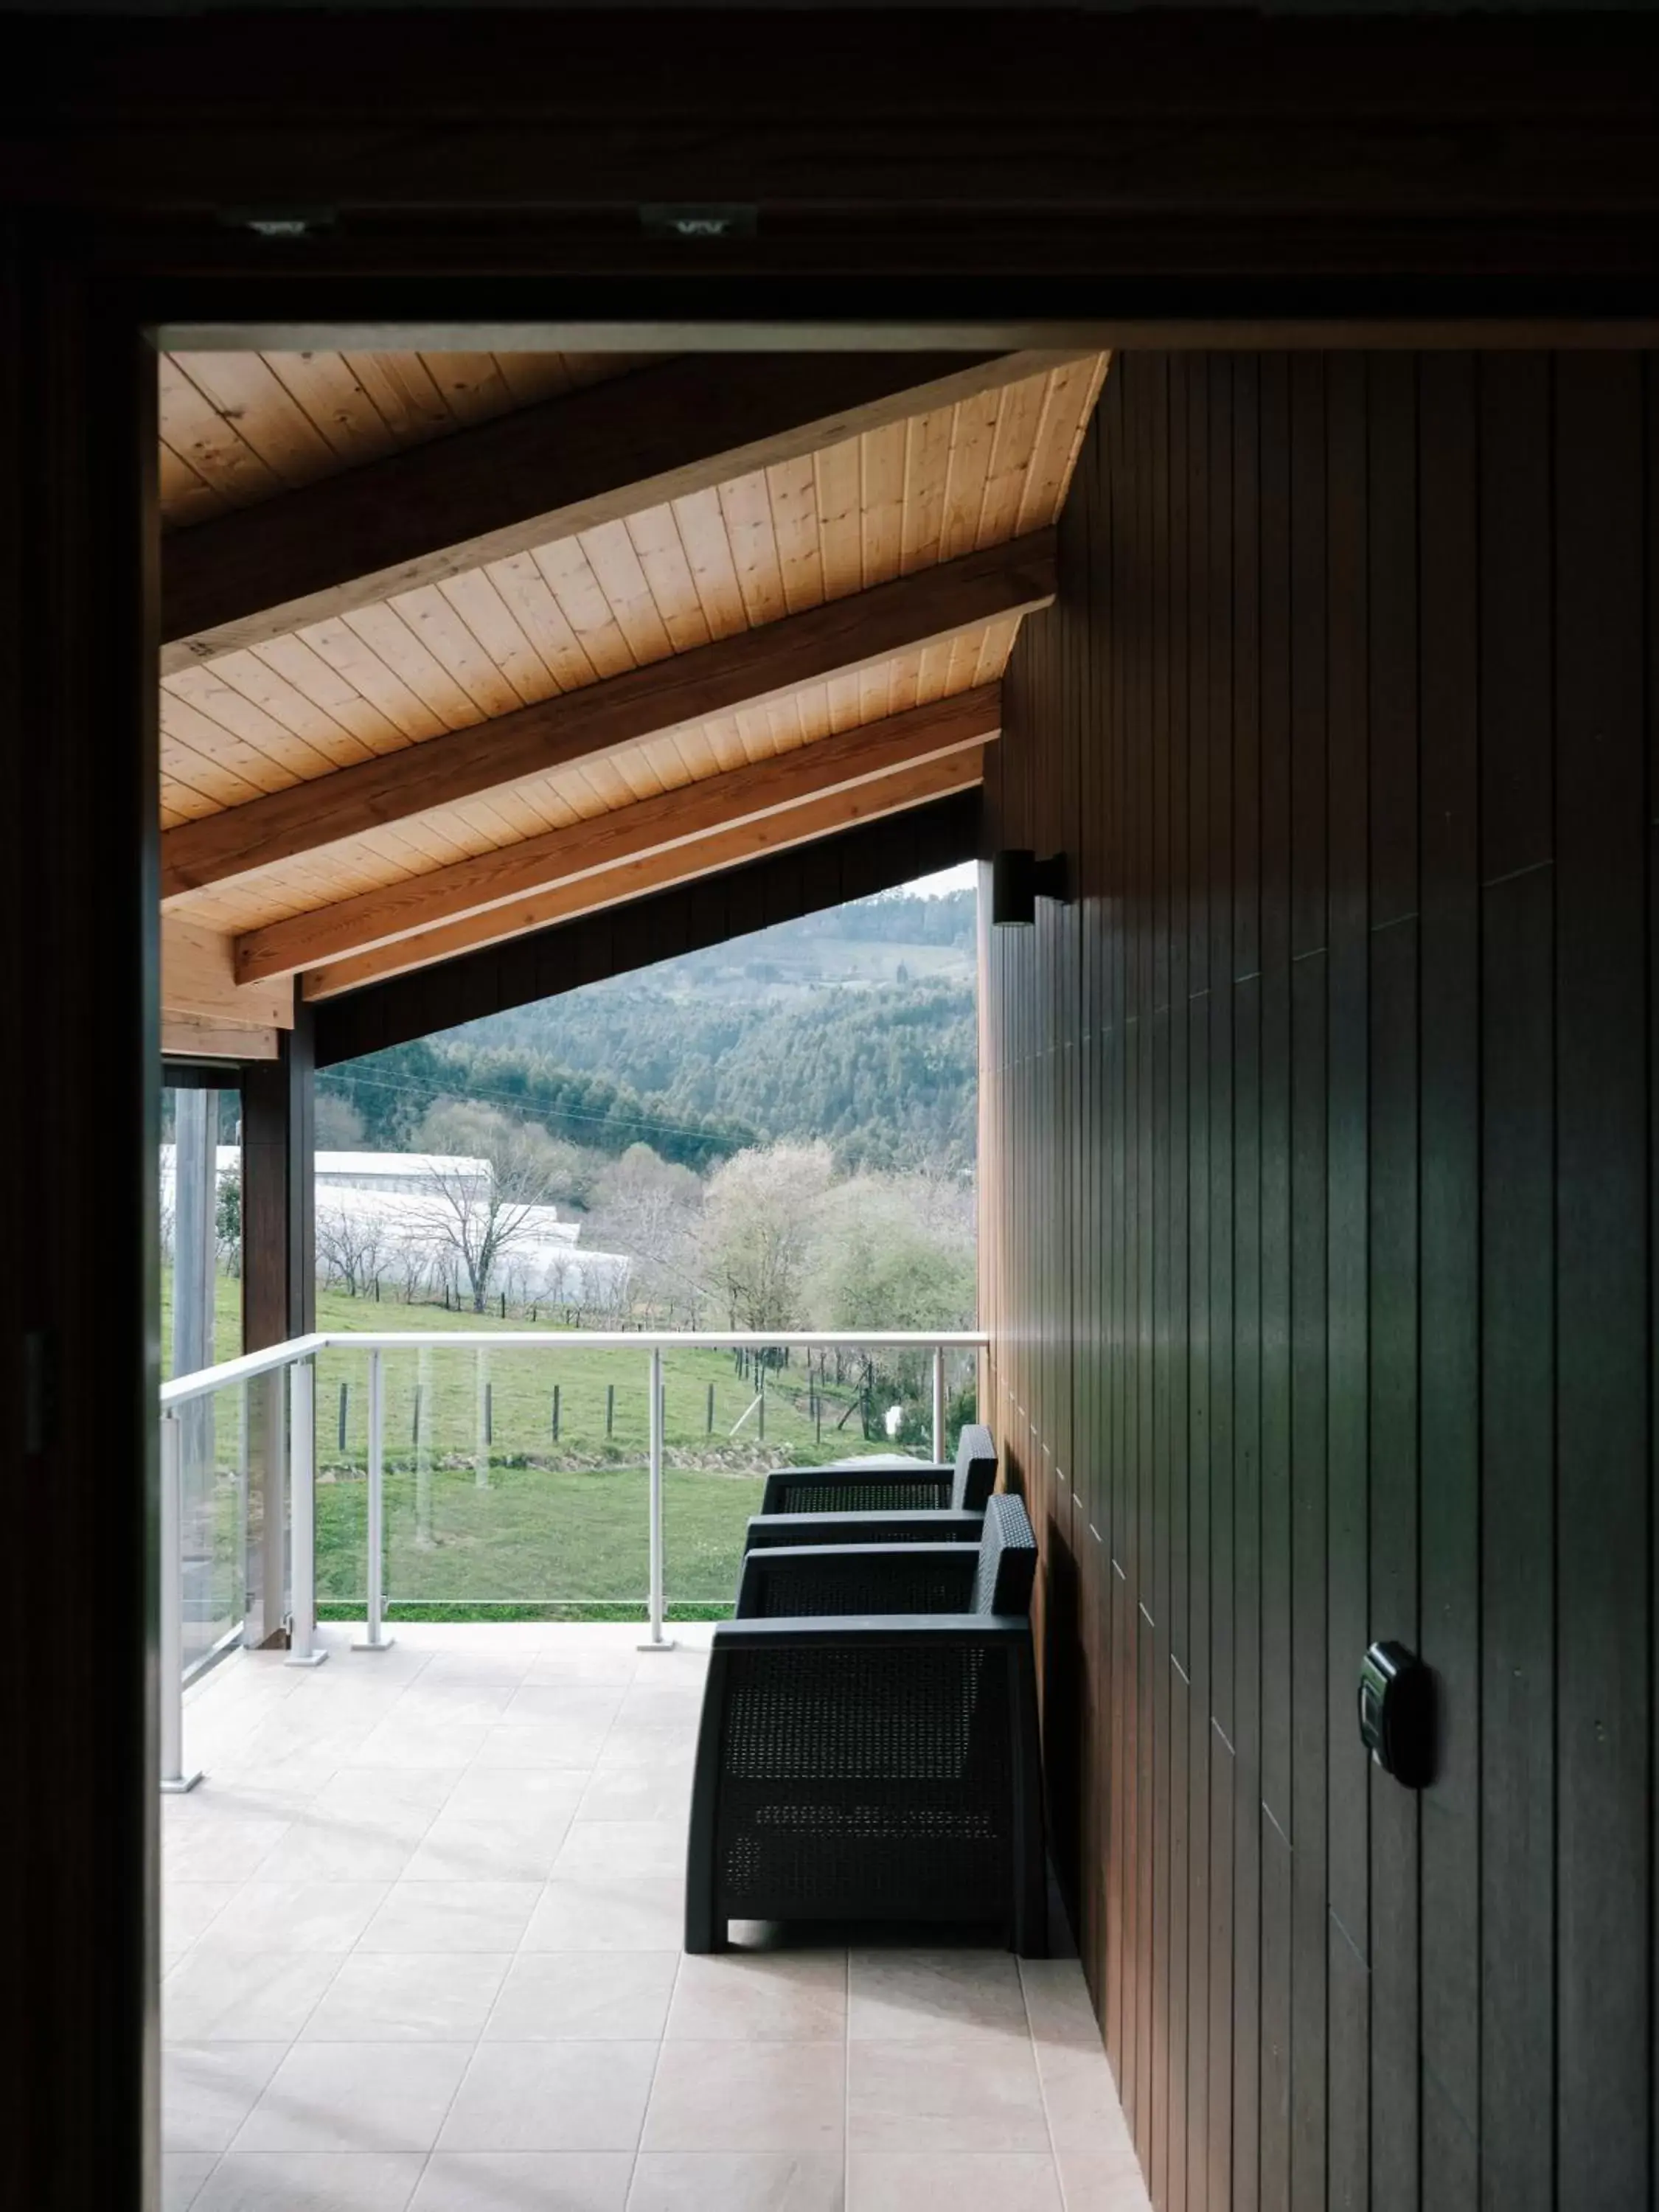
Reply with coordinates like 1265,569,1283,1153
313,1338,371,1616
380,1346,652,1622
176,1380,246,1677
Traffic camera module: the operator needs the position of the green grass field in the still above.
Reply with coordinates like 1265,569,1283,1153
164,1270,975,1624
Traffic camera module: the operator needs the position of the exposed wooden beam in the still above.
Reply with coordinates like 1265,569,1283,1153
160,1013,282,1062
161,914,293,1028
161,349,1089,672
235,686,1000,986
302,745,984,1001
160,530,1054,899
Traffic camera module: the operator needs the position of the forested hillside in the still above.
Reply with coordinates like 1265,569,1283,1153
321,887,979,1177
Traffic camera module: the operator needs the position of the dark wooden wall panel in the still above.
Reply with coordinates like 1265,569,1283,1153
981,349,1658,2210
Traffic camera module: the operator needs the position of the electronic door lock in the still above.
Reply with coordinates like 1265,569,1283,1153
1357,1640,1435,1789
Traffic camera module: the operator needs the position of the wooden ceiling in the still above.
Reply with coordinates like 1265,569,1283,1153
159,343,1110,1055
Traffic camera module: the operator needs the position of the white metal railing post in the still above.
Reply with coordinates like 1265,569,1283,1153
285,1357,327,1668
159,1411,203,1792
638,1344,674,1651
355,1349,394,1651
932,1344,946,1464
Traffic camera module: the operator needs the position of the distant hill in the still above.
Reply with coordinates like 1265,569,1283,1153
445,887,980,1175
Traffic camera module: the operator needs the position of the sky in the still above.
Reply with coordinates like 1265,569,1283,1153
907,860,978,898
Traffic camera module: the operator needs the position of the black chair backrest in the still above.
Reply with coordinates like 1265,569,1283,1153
972,1492,1037,1615
950,1422,999,1512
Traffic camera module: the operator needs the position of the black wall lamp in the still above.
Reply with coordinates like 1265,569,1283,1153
991,849,1071,927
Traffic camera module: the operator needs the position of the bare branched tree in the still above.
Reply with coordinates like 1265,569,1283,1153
413,1102,579,1313
315,1200,390,1299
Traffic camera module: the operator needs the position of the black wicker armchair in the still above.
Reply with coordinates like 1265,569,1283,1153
743,1422,998,1554
685,1494,1045,1955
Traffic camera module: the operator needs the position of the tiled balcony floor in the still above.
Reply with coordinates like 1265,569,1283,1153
164,1623,1150,2212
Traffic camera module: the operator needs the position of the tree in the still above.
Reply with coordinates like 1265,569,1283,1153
314,1092,367,1150
412,1102,579,1313
215,1166,242,1279
589,1143,709,1324
315,1199,390,1298
700,1140,833,1332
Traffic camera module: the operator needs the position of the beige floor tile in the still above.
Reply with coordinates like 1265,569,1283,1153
849,1950,1029,2044
445,1767,591,1820
163,1811,293,1884
161,2150,217,2211
576,1767,692,1823
1051,2149,1152,2211
473,1721,613,1770
643,2042,846,2154
485,1950,679,2040
554,1820,686,1879
524,1874,686,1952
234,2041,473,2154
254,1803,430,1882
301,1951,511,2042
318,1767,467,1817
163,2043,288,2154
411,2151,633,2208
438,2041,659,2152
209,1879,390,1952
1016,1962,1106,2053
846,2039,1048,2154
404,1809,579,1883
628,2150,844,2211
420,1651,537,1687
163,1881,243,1966
1029,2040,1134,2155
848,2153,1062,2212
524,1652,641,1687
189,2151,425,2211
667,1952,846,2042
164,1947,344,2043
355,1719,491,1769
359,1881,540,1952
594,1722,698,1773
498,1686,626,1728
391,1682,519,1725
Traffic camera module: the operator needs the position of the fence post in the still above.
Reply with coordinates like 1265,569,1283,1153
638,1345,674,1651
285,1357,327,1666
932,1345,946,1464
159,1410,203,1792
355,1349,394,1651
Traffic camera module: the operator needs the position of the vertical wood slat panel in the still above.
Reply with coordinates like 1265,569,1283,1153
980,347,1655,2212
1553,352,1653,2211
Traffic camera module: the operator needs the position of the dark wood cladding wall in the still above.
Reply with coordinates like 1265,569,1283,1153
981,349,1658,2211
315,793,977,1067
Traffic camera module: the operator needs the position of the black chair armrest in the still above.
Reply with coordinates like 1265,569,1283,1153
744,1509,984,1552
710,1611,1033,1651
734,1542,979,1619
759,1462,953,1515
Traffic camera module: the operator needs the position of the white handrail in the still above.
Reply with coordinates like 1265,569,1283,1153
161,1328,984,1405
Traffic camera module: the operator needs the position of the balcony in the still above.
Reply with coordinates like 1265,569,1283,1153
160,1331,1147,2211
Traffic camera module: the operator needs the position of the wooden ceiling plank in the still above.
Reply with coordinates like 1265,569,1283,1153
339,602,486,731
248,633,410,756
161,1014,282,1064
939,389,1004,564
623,507,714,655
290,717,995,995
672,485,749,641
979,369,1056,548
158,357,285,512
159,532,1053,901
433,569,559,706
860,417,909,589
483,552,588,692
204,647,378,771
299,616,448,742
160,350,1093,670
159,442,227,529
532,536,639,681
490,353,576,408
422,352,516,426
579,518,678,667
170,352,344,484
160,689,306,795
164,914,294,1029
344,352,456,443
815,435,863,602
900,403,954,577
385,582,530,718
766,451,824,616
717,468,787,630
262,352,398,466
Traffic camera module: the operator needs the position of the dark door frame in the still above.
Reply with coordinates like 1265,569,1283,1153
3,13,1656,2205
